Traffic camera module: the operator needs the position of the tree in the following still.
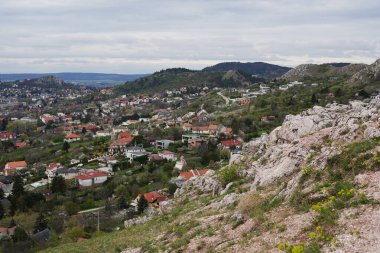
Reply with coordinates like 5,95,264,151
51,176,66,195
33,213,48,233
11,175,24,197
311,93,318,104
118,196,127,210
12,227,29,242
62,141,70,152
81,127,87,134
105,199,113,215
64,201,80,216
0,201,4,219
0,188,4,199
137,194,148,214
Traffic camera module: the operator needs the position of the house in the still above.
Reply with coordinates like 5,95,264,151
207,124,220,135
188,138,204,148
45,163,64,179
109,137,133,153
182,134,200,143
155,139,174,149
125,146,148,161
191,126,209,134
56,167,83,180
178,169,209,181
64,133,81,142
134,192,168,207
75,171,108,187
4,161,27,176
158,150,177,161
118,132,134,141
40,114,59,124
78,124,98,133
149,154,162,161
15,142,29,148
174,156,187,170
219,139,242,149
95,130,112,137
182,123,192,131
0,132,16,141
0,226,17,240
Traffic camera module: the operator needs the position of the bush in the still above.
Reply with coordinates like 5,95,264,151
217,165,240,187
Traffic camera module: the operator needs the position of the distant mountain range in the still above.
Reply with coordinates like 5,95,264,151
0,73,148,87
202,62,291,79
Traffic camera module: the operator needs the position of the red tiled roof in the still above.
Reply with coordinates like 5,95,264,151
118,132,133,139
179,169,209,181
75,171,107,180
66,133,80,139
47,163,61,171
6,161,27,168
183,123,192,127
112,136,134,145
0,132,15,139
143,192,168,203
220,139,241,147
15,142,29,148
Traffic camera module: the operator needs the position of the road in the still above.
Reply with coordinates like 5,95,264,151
217,91,230,105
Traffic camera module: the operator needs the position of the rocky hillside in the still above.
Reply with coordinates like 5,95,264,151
281,63,368,81
203,62,291,79
349,59,380,86
43,99,380,253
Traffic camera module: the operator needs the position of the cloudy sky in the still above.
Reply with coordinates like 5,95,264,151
0,0,379,74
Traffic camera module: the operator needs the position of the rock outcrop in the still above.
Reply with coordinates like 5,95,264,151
349,58,380,86
240,100,380,194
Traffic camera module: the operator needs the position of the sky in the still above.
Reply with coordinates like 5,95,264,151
0,0,379,74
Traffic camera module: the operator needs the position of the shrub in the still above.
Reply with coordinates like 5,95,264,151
217,165,240,187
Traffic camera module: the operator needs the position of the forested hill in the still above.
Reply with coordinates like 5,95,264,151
114,68,264,95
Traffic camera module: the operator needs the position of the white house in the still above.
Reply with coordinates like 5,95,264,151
75,171,108,187
125,146,149,161
155,139,174,149
158,150,177,161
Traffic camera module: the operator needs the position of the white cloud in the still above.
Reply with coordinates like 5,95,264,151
0,0,379,73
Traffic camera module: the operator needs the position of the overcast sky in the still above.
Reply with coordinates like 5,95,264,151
0,0,379,74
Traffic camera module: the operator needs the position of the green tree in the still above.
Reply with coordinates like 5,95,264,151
12,227,29,242
311,93,318,104
64,201,80,216
0,188,4,199
33,213,48,233
0,201,4,219
137,194,148,214
62,141,70,152
11,175,24,197
118,196,127,210
51,176,66,195
81,127,87,134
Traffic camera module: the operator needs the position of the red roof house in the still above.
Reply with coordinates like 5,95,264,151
64,133,81,142
75,171,108,187
179,169,209,181
220,139,242,148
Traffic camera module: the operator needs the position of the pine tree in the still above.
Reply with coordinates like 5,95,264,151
137,194,148,214
62,141,70,152
33,213,48,233
118,196,127,210
311,93,318,104
0,188,4,199
11,175,24,197
51,176,66,195
0,201,4,219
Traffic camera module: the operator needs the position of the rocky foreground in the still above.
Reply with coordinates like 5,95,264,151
122,99,380,252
